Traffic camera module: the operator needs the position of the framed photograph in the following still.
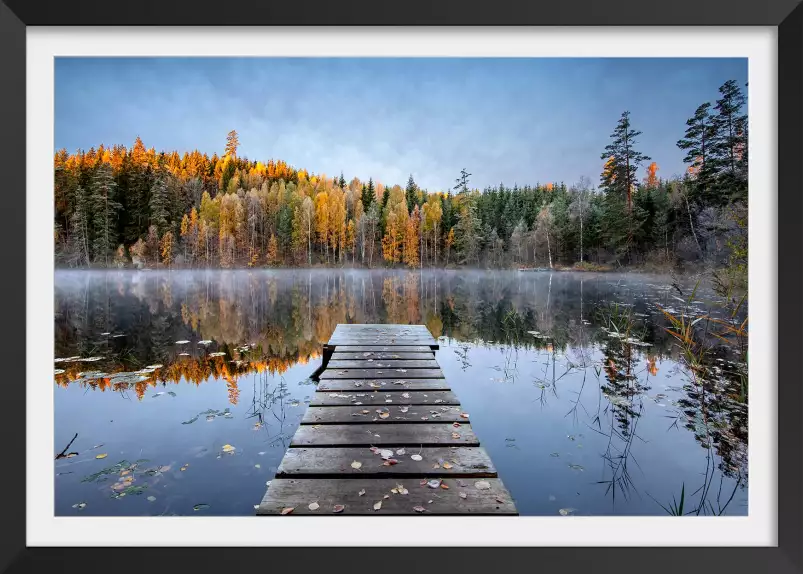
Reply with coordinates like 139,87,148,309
2,0,800,572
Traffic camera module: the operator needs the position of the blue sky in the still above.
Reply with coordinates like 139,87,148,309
55,57,747,191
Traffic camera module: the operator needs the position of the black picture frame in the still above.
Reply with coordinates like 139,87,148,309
1,1,799,572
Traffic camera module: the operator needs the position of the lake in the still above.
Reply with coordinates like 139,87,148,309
54,269,748,516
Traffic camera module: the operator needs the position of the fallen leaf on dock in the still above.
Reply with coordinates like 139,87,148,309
350,461,362,470
308,502,319,511
474,481,491,490
395,448,406,455
373,501,382,511
442,462,453,469
280,507,295,515
358,489,366,496
413,506,426,513
333,504,345,513
427,479,441,489
410,454,422,461
459,492,467,499
460,413,470,419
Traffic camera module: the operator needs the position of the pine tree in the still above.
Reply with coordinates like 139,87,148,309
405,174,418,214
454,201,482,265
338,172,346,189
149,170,171,236
711,80,748,202
600,111,651,213
677,102,717,201
69,185,92,266
89,162,122,266
361,183,373,210
454,168,471,195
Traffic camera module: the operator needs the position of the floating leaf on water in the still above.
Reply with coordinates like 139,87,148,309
280,507,295,515
96,454,108,459
221,444,236,453
373,500,382,511
147,496,156,502
559,508,576,516
410,454,423,461
350,461,362,470
198,340,213,346
80,357,103,362
413,506,426,513
193,504,210,512
568,464,584,472
358,489,366,496
175,340,190,344
474,481,491,490
254,464,261,469
332,504,345,513
54,369,65,376
72,502,87,510
550,452,560,457
208,352,226,357
548,495,557,501
308,502,319,511
181,416,199,425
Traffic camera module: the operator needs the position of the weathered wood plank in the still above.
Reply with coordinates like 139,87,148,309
291,423,479,447
310,390,459,406
327,359,439,369
277,447,496,477
257,478,517,515
302,405,469,424
332,324,431,333
316,379,451,392
332,345,434,352
331,352,435,360
320,368,444,380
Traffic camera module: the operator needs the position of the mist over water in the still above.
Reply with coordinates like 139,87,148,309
54,269,747,516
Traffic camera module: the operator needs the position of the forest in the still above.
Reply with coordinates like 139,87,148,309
54,80,747,283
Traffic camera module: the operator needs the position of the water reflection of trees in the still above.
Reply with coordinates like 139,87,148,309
55,270,747,507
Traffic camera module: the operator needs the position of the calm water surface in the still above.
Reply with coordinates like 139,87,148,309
54,270,748,516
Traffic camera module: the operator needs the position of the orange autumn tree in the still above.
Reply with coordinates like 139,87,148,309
403,205,421,268
644,162,659,188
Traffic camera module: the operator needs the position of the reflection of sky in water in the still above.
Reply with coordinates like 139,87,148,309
54,270,747,516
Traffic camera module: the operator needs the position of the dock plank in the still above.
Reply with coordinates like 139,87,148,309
333,345,434,352
291,423,479,447
320,368,444,380
316,379,451,392
257,322,516,516
302,405,469,424
310,390,460,406
277,447,496,477
331,352,435,360
257,478,517,515
327,359,439,369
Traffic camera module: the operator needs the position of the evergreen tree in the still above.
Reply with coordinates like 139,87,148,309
89,162,122,266
454,168,471,195
149,170,171,236
361,183,373,210
405,174,418,214
711,80,748,202
677,102,717,203
600,111,651,213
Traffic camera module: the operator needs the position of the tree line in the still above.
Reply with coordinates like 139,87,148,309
54,80,747,279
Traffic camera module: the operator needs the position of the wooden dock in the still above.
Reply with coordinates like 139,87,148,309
256,324,517,515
